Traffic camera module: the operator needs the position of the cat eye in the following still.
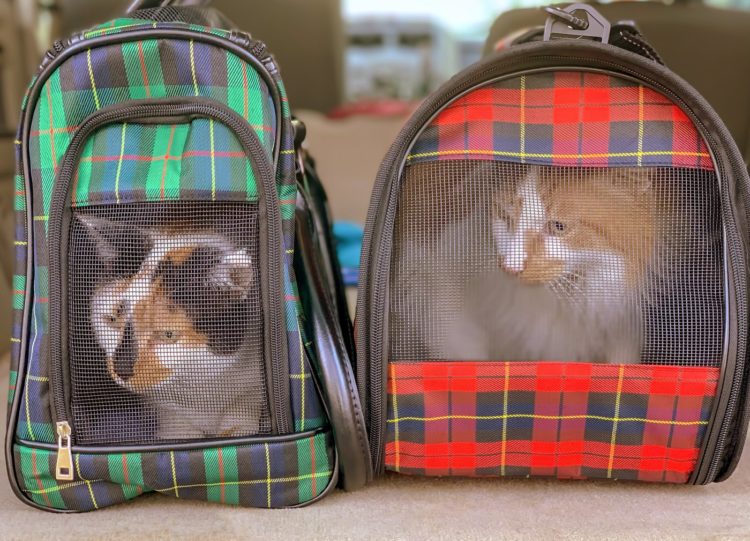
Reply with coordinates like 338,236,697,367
158,330,181,344
547,220,568,236
104,302,126,326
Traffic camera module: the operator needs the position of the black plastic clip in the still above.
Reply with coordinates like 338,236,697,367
543,4,611,44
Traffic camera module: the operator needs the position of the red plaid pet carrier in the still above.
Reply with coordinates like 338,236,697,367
356,4,750,484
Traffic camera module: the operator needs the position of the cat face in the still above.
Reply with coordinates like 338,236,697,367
79,214,255,395
492,167,655,296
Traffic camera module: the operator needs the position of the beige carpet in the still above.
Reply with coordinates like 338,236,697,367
1,355,750,541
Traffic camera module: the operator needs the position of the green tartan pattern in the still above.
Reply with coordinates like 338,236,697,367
14,429,334,511
72,119,261,205
9,13,330,512
7,371,16,406
17,34,280,443
83,18,232,40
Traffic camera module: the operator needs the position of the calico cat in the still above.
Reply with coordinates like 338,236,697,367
396,165,660,364
78,213,266,440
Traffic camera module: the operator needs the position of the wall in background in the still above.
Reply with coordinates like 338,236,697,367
216,0,344,113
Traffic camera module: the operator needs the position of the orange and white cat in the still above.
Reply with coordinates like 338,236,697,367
80,214,266,440
438,166,658,363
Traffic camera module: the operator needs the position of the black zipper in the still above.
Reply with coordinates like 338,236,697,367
357,43,748,478
47,99,290,442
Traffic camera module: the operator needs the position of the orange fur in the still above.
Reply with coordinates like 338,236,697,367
125,279,208,391
494,168,656,287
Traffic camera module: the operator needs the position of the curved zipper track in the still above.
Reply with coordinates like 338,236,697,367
47,100,290,441
358,45,748,480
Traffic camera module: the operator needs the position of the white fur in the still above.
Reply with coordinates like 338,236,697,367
396,168,644,364
85,219,264,440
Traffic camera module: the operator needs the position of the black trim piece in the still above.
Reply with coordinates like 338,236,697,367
295,185,372,490
6,25,295,508
16,427,325,454
45,98,289,444
356,40,749,480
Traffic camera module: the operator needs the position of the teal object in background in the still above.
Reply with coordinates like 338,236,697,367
333,221,363,286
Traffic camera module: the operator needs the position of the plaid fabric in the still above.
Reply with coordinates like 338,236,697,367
11,24,323,445
14,429,334,511
409,71,714,170
386,362,719,483
71,119,263,205
83,18,232,41
9,17,326,512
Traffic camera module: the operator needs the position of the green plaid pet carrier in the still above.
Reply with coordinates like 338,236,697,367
5,0,370,512
356,4,750,485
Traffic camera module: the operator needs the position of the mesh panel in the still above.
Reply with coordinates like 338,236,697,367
130,6,231,27
390,161,725,366
69,202,270,445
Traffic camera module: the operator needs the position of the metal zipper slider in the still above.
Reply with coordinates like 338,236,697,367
55,422,74,481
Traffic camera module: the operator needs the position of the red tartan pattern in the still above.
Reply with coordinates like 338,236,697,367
386,362,719,483
408,71,714,170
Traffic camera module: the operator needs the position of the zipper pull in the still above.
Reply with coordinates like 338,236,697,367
55,422,74,481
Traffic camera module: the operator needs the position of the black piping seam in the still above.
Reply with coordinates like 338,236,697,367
15,427,326,454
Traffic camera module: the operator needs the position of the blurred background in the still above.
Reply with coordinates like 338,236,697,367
1,0,750,354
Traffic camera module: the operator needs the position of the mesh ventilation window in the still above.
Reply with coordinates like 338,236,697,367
69,202,270,445
389,162,725,366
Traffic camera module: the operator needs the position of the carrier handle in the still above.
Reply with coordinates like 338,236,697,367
126,0,210,14
295,186,372,491
543,4,611,43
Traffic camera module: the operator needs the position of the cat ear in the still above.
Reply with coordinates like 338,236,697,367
76,214,122,263
615,168,652,195
210,249,254,299
77,214,153,271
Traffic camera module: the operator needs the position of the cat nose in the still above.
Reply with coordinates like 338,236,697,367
113,323,136,381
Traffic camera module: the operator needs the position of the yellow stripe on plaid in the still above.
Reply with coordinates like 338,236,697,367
154,471,334,493
170,451,179,498
75,454,99,510
501,362,509,476
264,443,271,508
391,363,401,472
84,22,149,38
190,40,199,97
24,300,39,441
23,479,97,495
86,49,101,111
387,414,708,426
407,150,712,161
22,469,334,497
298,327,306,431
115,123,127,204
607,365,626,479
